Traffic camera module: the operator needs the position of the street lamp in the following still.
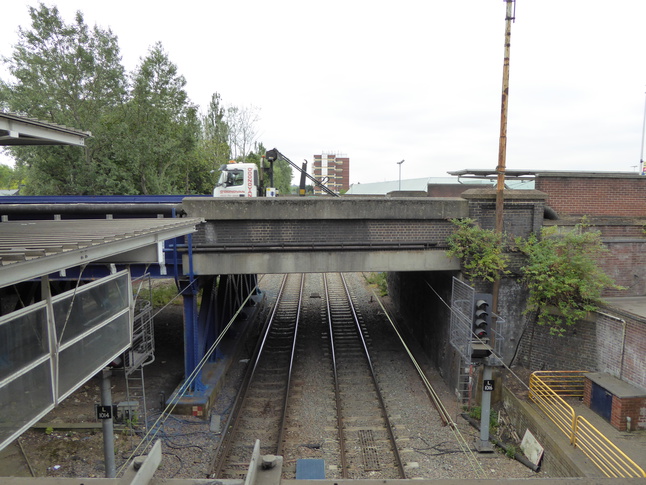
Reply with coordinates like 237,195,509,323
397,160,405,191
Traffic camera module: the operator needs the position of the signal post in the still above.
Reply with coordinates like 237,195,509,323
471,294,497,453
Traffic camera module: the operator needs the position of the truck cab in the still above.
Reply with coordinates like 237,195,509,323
213,163,259,197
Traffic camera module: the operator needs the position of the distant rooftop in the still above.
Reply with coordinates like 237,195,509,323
449,169,642,179
345,175,534,195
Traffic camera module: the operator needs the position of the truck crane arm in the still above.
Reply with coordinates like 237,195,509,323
266,148,340,197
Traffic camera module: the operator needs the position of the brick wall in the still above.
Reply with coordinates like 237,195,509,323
612,395,646,431
461,189,547,238
195,219,456,246
542,219,646,297
516,307,646,391
502,388,587,477
535,174,646,217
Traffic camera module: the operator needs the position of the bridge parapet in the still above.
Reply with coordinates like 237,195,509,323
181,197,468,274
182,196,467,221
180,192,549,275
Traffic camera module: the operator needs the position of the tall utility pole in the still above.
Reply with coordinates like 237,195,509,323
492,0,516,318
482,2,516,454
495,0,515,234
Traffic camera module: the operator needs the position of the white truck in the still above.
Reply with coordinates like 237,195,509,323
212,149,338,198
213,163,260,197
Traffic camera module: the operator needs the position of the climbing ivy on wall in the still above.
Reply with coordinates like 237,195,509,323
448,218,624,337
446,218,508,283
515,223,623,336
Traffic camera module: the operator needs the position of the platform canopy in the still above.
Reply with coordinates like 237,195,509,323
0,216,203,452
0,111,91,146
0,217,203,287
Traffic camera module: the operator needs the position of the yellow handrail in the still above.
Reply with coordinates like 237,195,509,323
528,372,577,444
575,416,646,478
528,371,646,479
530,370,586,397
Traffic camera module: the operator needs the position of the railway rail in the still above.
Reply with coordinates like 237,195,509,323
209,272,484,480
210,273,304,479
324,272,406,479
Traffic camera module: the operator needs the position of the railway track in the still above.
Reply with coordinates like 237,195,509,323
210,273,304,479
210,272,443,480
324,272,406,479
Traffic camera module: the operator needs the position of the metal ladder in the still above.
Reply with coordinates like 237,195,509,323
122,283,155,435
456,356,473,407
124,366,147,432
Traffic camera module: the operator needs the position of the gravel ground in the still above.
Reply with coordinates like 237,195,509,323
1,273,543,480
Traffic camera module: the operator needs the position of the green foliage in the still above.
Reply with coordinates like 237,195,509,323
45,426,54,435
0,163,24,189
99,42,201,195
468,406,498,432
515,223,623,336
151,281,181,307
196,92,231,192
364,272,388,296
1,5,262,196
1,3,127,194
506,444,519,458
446,218,508,282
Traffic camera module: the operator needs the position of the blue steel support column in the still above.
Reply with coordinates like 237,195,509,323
179,233,205,392
199,277,222,362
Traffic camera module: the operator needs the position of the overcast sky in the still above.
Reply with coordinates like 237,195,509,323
2,1,646,185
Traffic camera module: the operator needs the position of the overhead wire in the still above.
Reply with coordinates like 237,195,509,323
117,274,266,476
424,280,530,393
367,284,489,479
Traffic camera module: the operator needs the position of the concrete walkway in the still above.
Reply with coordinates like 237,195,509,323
570,398,646,475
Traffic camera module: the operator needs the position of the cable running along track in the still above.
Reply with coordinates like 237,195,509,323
209,273,488,480
210,273,304,479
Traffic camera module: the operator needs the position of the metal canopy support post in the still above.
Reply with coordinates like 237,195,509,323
199,276,221,362
100,368,116,478
181,233,206,391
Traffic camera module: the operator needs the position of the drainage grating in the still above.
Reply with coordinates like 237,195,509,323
358,429,380,471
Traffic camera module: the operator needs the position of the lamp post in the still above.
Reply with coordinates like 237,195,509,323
640,89,646,175
397,159,405,191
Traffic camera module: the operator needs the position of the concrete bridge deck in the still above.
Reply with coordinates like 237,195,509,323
182,196,467,274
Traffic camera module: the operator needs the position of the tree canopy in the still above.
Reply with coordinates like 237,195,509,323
0,3,280,196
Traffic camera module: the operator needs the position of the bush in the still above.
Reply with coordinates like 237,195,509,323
515,222,624,335
364,272,388,296
446,218,508,282
150,280,181,307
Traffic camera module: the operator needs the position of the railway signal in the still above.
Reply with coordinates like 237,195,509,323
471,293,492,359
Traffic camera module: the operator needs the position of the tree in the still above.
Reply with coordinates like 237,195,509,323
225,105,260,162
195,93,230,192
0,3,127,194
515,223,623,335
102,42,201,194
0,164,22,189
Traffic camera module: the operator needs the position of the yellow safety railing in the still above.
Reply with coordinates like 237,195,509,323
528,371,646,479
574,416,646,478
530,370,586,397
528,371,578,444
